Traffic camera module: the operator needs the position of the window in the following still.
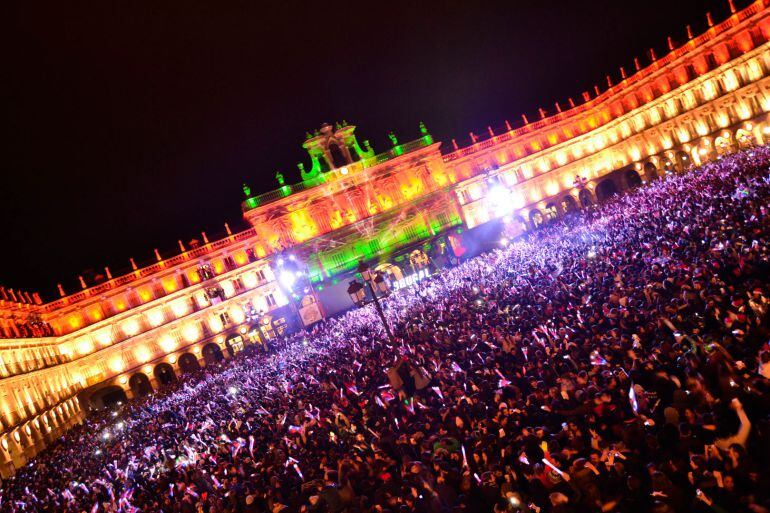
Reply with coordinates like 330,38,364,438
266,294,277,307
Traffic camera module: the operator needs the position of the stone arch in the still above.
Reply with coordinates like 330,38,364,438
129,373,153,397
643,162,659,181
595,179,619,202
327,141,348,169
202,343,225,366
90,386,128,410
154,362,177,386
561,195,578,213
735,128,754,148
625,169,643,188
579,189,595,208
178,353,201,374
661,156,676,175
544,202,559,221
675,151,690,171
225,333,245,358
529,209,544,228
715,135,732,155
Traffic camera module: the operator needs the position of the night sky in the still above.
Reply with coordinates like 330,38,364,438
5,0,737,299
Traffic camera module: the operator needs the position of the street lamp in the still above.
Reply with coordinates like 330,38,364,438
347,261,395,343
346,280,366,305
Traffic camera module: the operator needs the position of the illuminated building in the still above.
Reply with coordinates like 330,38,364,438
2,0,770,476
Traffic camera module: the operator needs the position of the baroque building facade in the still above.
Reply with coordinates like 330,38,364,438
2,0,770,477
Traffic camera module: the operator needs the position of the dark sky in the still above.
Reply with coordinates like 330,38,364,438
4,0,736,299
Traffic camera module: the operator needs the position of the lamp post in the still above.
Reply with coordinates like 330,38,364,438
347,261,395,343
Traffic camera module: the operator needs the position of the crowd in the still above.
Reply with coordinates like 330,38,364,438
2,147,770,513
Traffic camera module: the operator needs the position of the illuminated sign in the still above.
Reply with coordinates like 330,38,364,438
392,269,432,291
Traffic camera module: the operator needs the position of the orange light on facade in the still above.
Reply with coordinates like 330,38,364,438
138,288,153,302
95,329,112,346
377,194,394,210
182,324,200,342
76,339,93,355
170,299,190,318
230,306,245,324
242,272,258,289
108,356,124,373
220,281,234,298
123,319,140,336
159,335,177,353
135,345,152,363
147,308,164,327
162,278,178,293
67,315,82,330
288,209,319,242
737,102,752,119
209,315,224,333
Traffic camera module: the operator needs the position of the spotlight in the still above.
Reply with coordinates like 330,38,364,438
486,186,514,215
102,432,110,440
228,387,238,395
279,271,297,289
500,238,509,246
